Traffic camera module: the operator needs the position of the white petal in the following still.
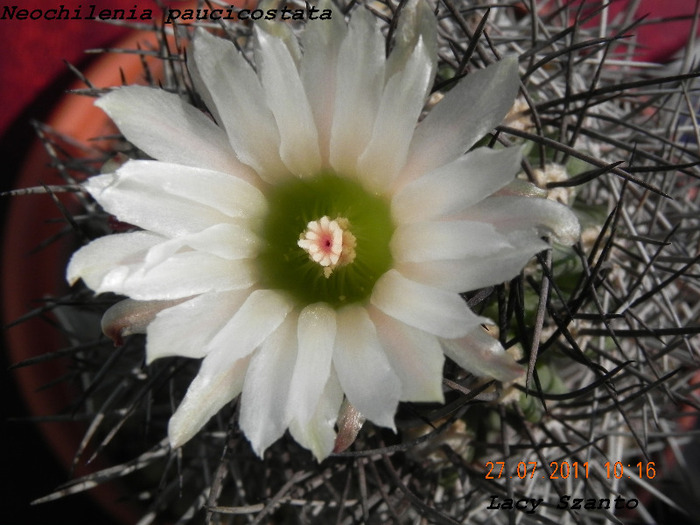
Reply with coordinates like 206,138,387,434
441,326,524,383
255,28,321,177
300,0,347,164
392,147,522,224
98,252,256,300
66,231,163,289
205,289,296,364
168,290,296,449
461,196,581,245
289,370,343,462
140,163,267,220
391,220,512,263
386,0,438,85
84,161,267,237
85,171,224,237
397,236,548,292
369,305,444,402
287,303,337,425
257,13,302,65
371,270,487,338
329,8,385,176
356,37,433,192
397,57,520,187
95,85,256,181
239,312,298,456
146,290,250,363
143,223,262,269
191,29,288,182
168,353,251,448
333,305,401,429
187,33,223,125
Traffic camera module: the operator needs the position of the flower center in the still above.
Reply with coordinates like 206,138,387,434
297,216,357,278
258,173,394,307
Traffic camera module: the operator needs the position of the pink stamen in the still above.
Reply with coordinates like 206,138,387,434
298,216,357,277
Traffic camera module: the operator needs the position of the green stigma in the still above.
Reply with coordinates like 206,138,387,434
259,173,394,307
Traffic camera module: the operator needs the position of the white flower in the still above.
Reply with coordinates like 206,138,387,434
66,0,580,461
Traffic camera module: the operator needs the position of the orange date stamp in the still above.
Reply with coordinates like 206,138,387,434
484,460,656,480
